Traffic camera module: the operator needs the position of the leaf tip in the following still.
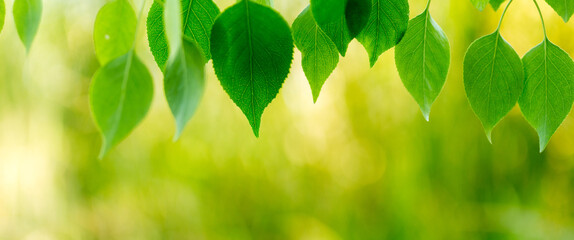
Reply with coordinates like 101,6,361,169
485,129,493,144
98,142,111,159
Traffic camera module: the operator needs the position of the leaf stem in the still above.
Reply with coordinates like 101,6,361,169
131,0,148,50
496,0,513,31
532,0,548,39
425,0,431,10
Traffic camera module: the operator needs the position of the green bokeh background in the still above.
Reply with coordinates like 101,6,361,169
1,0,574,239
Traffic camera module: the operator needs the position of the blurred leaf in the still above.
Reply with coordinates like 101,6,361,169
357,0,409,67
293,7,339,102
13,0,42,51
210,0,294,136
544,0,574,22
165,0,183,59
463,32,524,141
165,40,206,140
147,0,220,70
471,0,489,10
519,39,574,151
311,0,370,56
90,52,154,157
0,0,5,34
490,0,506,10
94,0,136,65
395,8,450,121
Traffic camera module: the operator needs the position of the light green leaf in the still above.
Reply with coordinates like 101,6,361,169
463,32,524,141
357,0,409,67
165,40,206,140
249,0,272,6
0,0,5,34
210,0,294,136
544,0,574,22
490,0,506,10
147,0,220,70
471,0,489,10
293,7,339,102
519,39,574,151
94,0,136,65
90,52,154,158
165,0,183,59
395,9,450,121
311,0,370,56
13,0,42,51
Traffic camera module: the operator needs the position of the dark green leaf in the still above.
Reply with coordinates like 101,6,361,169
311,0,370,56
357,0,409,67
463,32,524,140
90,52,154,158
147,0,220,70
94,0,136,65
519,39,574,151
210,0,294,136
490,0,506,10
293,7,339,102
544,0,574,22
395,9,450,121
164,40,206,139
0,0,5,34
13,0,42,51
471,0,489,11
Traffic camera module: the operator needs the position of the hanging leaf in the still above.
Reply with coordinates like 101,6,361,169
94,0,136,65
463,32,524,141
13,0,42,51
544,0,574,22
357,0,409,67
210,0,294,136
395,8,450,121
519,39,574,151
471,0,489,11
90,52,154,158
147,0,220,70
0,0,5,34
164,40,206,140
293,7,340,102
490,0,506,10
311,0,370,56
164,0,182,59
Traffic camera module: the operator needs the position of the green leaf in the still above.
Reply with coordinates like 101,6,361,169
164,40,206,140
519,39,574,151
250,0,272,6
90,52,154,158
471,0,489,10
463,32,524,141
210,0,294,136
164,0,182,59
395,9,450,121
293,7,339,102
94,0,136,65
0,0,5,34
147,0,220,70
311,0,371,56
357,0,409,67
544,0,574,22
13,0,42,51
490,0,506,10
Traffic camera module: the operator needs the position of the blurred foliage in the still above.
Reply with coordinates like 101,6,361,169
1,0,574,239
